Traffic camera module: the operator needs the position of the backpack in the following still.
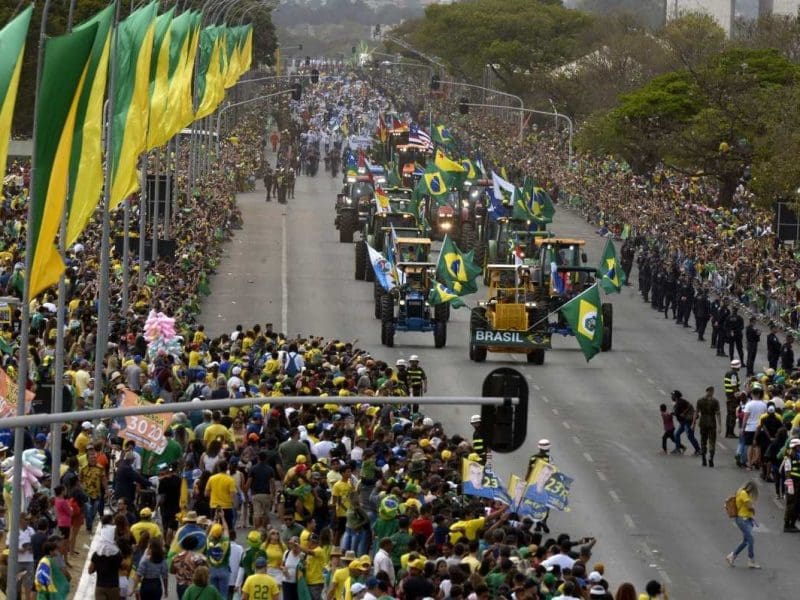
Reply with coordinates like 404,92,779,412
724,494,737,518
285,352,300,377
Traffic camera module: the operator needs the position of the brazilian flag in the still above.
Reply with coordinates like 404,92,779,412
598,239,625,293
432,123,456,148
559,284,603,361
523,177,555,221
511,188,542,223
413,164,449,205
386,160,402,187
461,158,482,180
437,235,481,295
428,281,465,307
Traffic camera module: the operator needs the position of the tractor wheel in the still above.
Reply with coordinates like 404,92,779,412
434,321,447,348
380,321,386,345
601,302,613,351
365,255,375,282
383,321,395,347
527,349,545,365
374,285,384,319
339,211,357,243
470,307,487,362
461,222,477,253
380,294,394,323
474,242,488,285
354,240,367,280
434,302,450,323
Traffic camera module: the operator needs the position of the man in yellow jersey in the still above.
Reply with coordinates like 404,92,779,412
206,459,236,530
131,508,162,543
242,555,280,600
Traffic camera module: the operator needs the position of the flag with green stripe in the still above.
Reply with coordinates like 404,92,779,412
0,6,33,179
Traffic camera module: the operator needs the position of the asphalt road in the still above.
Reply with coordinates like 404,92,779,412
199,157,794,598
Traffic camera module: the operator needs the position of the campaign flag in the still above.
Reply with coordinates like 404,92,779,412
507,474,528,512
115,390,175,453
428,281,465,308
375,186,391,214
559,284,603,361
460,458,512,504
517,459,573,519
437,235,481,295
0,366,35,417
0,6,33,179
367,243,396,292
598,239,625,293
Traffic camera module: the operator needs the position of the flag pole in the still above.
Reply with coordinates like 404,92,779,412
8,0,54,593
94,0,124,410
139,156,147,287
152,149,161,265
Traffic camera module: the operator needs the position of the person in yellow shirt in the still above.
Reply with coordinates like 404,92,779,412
300,534,326,596
726,480,760,569
192,325,207,347
74,422,94,455
130,508,162,543
331,465,354,542
204,411,234,446
242,556,280,600
206,460,236,530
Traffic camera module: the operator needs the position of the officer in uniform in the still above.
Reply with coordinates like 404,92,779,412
405,355,427,412
745,317,760,376
767,323,782,370
726,306,745,363
723,359,741,438
663,270,677,319
264,164,273,202
782,438,800,533
710,297,722,349
693,386,721,467
276,169,288,204
620,241,635,285
715,300,731,357
693,289,711,341
469,414,486,463
525,439,552,533
676,277,694,327
639,253,651,302
650,264,663,310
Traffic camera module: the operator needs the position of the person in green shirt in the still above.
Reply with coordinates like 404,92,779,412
388,516,412,571
180,565,225,600
240,531,267,583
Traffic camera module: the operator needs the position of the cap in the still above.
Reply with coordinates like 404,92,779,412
409,355,419,361
470,414,481,424
538,438,551,451
232,366,242,375
35,433,47,442
589,585,606,597
81,421,94,430
210,524,224,538
396,359,406,367
789,438,800,448
254,556,268,568
588,571,602,583
139,507,153,518
731,359,741,368
350,583,367,595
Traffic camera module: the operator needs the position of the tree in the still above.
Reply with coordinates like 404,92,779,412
579,47,799,204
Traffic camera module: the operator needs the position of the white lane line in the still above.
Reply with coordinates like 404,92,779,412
573,436,582,446
647,378,655,385
281,211,288,333
532,384,541,391
562,421,571,430
624,514,635,529
596,470,607,481
552,408,560,416
717,441,727,451
636,367,644,374
608,489,621,503
583,452,594,463
657,389,667,396
542,396,550,403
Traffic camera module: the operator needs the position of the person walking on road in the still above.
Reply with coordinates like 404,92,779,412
726,480,761,569
671,391,700,455
693,290,710,341
726,307,745,363
660,403,678,454
745,317,760,377
693,387,721,467
766,323,781,370
781,438,800,533
723,360,742,438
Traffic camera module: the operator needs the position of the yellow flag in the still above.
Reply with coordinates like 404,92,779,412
0,6,33,179
146,7,174,150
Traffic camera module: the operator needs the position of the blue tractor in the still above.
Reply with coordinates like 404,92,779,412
380,263,447,348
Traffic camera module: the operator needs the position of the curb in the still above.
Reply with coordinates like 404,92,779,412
75,523,103,597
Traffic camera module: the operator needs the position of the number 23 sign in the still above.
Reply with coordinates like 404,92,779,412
116,390,174,454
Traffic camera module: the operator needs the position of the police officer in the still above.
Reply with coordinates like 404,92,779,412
469,414,486,463
676,277,694,327
620,241,635,285
710,297,722,349
780,335,795,372
745,317,760,376
782,438,800,533
406,355,427,412
715,300,731,357
693,290,711,341
723,359,742,438
693,386,721,467
264,164,273,202
650,264,663,310
662,270,676,318
526,439,552,533
639,254,652,302
726,306,745,363
767,323,782,370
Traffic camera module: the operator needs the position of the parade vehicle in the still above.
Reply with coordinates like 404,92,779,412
335,177,374,243
354,211,420,282
470,264,550,364
531,238,613,352
456,179,492,252
372,236,432,319
380,262,447,348
476,215,553,283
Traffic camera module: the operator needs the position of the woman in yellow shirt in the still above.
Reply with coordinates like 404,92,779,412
262,529,286,583
726,480,760,569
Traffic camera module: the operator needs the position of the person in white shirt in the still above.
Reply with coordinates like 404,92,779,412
743,386,768,468
229,532,245,597
540,543,575,571
373,538,395,584
18,513,35,597
312,431,336,460
363,577,380,600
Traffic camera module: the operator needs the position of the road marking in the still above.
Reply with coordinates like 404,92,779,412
647,378,655,385
542,396,550,404
552,408,560,416
281,211,288,333
624,514,635,529
636,367,644,374
596,470,607,481
608,489,621,503
625,357,633,363
583,452,594,463
562,421,571,430
573,436,582,446
532,384,541,391
717,441,727,451
657,389,667,396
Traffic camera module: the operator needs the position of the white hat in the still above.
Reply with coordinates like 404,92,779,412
538,438,551,450
422,417,434,427
396,359,406,367
232,366,242,375
588,571,602,583
81,421,94,430
470,414,481,424
790,438,800,448
730,359,741,368
409,355,419,361
350,583,366,595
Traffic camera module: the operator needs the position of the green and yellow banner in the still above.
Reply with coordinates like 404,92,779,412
0,6,33,179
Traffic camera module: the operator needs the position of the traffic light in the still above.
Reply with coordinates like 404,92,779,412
430,75,440,91
310,69,319,84
291,83,302,101
458,96,470,115
480,367,529,453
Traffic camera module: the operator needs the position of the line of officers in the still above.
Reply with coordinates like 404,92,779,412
636,250,796,377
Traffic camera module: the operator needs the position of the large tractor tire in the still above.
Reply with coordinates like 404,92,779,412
434,321,447,348
339,211,357,243
461,222,477,253
470,307,487,362
475,241,488,285
434,302,450,323
374,284,385,319
601,302,613,352
365,256,375,282
527,349,545,365
383,321,395,347
380,294,394,323
354,240,367,280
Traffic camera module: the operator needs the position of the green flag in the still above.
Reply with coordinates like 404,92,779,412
523,177,555,221
559,284,603,361
432,123,456,148
0,335,13,356
598,239,625,294
0,5,33,179
428,281,465,307
436,235,481,295
386,160,401,187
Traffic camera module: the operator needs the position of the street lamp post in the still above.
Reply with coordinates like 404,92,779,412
440,80,525,142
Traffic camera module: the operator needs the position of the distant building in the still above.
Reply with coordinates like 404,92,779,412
668,0,800,36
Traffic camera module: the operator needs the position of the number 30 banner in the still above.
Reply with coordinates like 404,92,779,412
115,390,174,454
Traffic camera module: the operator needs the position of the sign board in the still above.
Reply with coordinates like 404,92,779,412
774,201,800,242
471,328,550,348
114,390,174,454
0,302,12,324
114,237,176,260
